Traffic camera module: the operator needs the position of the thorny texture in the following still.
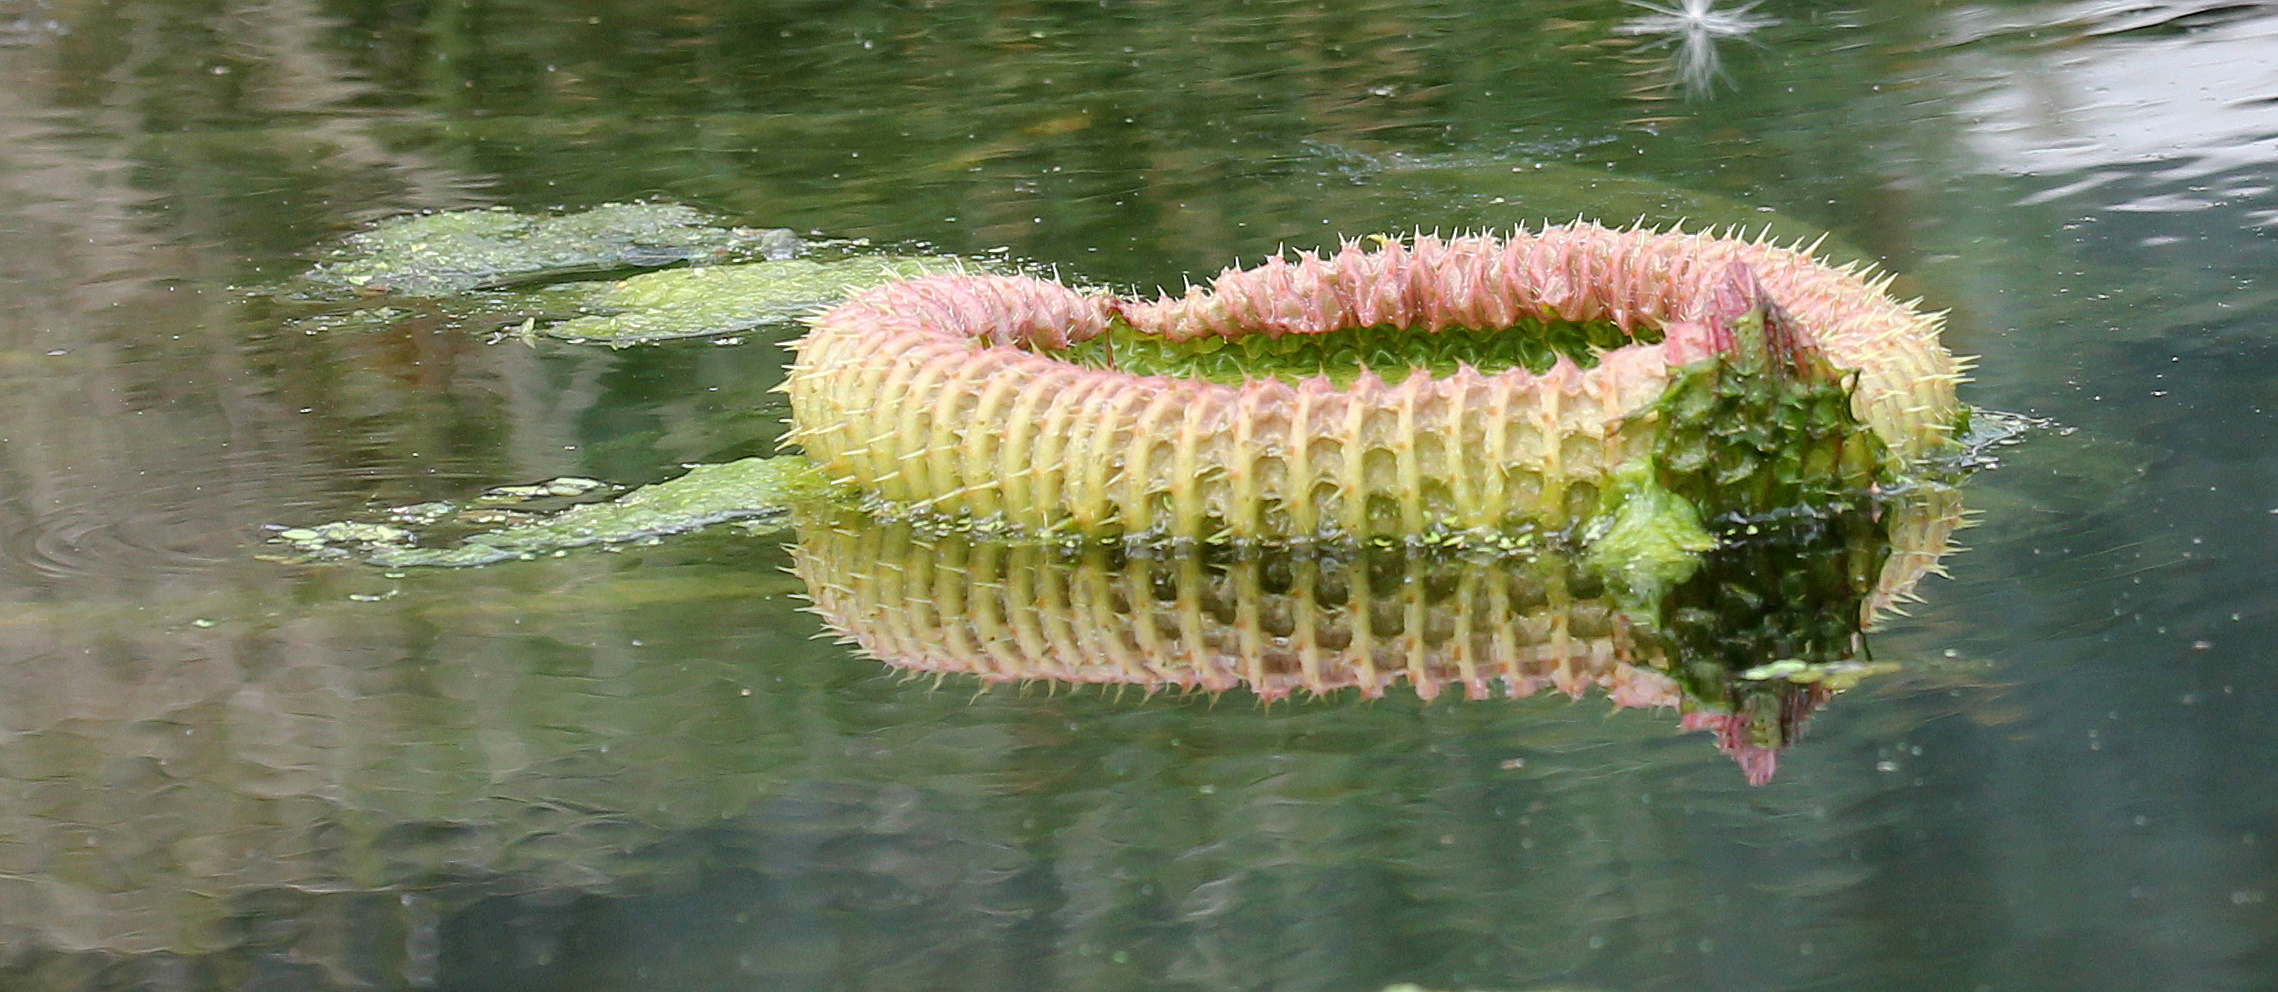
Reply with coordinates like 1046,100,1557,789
786,223,1964,541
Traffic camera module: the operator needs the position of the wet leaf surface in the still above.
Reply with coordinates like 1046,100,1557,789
305,203,799,297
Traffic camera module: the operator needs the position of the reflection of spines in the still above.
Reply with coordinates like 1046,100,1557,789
1865,483,1966,624
793,512,1683,706
1683,685,1836,787
795,485,1963,782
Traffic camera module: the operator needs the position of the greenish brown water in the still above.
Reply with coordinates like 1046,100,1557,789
4,1,2278,990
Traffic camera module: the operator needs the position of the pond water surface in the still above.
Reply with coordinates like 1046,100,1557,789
3,1,2277,990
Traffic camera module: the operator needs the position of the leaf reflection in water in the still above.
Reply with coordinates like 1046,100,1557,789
792,482,1962,786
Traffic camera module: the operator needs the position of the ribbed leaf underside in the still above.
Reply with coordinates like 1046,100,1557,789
786,226,1965,543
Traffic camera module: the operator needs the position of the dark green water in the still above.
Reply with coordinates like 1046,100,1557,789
4,1,2277,990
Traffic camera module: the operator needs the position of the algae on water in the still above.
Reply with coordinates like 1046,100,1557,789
306,202,800,297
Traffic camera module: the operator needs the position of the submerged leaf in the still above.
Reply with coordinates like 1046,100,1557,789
369,456,836,567
307,203,799,297
536,255,964,345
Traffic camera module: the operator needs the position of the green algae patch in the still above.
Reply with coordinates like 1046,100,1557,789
307,203,799,297
370,456,836,567
533,255,965,345
1061,317,1652,385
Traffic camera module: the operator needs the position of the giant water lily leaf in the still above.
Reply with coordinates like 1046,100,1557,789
271,457,836,567
369,457,835,567
284,203,966,346
306,202,799,297
531,254,967,345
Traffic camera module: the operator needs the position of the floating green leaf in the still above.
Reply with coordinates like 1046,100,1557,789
533,255,966,345
362,456,836,567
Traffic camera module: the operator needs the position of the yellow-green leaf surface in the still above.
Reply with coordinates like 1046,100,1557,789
537,255,964,345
